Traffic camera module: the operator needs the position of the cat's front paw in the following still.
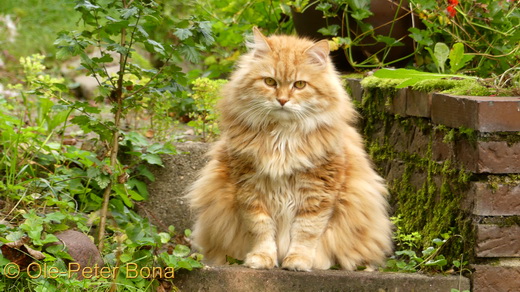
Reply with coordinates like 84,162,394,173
282,254,313,271
244,252,277,269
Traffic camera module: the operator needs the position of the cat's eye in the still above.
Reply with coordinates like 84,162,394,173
294,81,307,89
264,77,277,87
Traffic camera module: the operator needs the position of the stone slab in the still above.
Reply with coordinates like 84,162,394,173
472,265,520,292
470,182,520,216
431,93,520,132
137,142,210,232
173,265,470,292
476,224,520,257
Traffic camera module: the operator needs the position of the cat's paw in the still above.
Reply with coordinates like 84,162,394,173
281,254,313,271
244,252,277,269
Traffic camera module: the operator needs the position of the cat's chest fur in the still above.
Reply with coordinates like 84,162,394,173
228,124,336,179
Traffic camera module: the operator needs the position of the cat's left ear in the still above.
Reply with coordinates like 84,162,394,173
305,40,330,69
251,27,272,57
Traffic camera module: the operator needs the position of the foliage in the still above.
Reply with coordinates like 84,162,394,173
186,0,293,78
385,216,468,274
1,0,208,290
292,0,519,82
409,0,520,77
187,78,227,141
293,0,407,68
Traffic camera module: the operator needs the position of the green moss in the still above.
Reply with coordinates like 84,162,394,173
343,73,364,79
363,75,519,97
498,216,520,227
411,78,493,96
360,76,402,91
353,82,475,263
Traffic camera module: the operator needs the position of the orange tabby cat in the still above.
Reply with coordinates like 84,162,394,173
186,28,392,271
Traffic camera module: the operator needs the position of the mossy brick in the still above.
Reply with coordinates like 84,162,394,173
173,265,470,292
431,131,454,162
406,89,432,118
386,88,407,116
476,224,520,257
456,140,520,173
431,93,520,132
472,265,520,292
469,182,520,216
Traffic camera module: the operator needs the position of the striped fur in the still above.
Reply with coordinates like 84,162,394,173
186,28,392,271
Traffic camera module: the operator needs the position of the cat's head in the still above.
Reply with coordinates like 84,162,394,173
221,28,352,131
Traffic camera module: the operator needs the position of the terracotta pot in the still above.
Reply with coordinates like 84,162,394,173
292,0,421,71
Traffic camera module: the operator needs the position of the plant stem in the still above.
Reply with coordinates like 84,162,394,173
97,0,128,252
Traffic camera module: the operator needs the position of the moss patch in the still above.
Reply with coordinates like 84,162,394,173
356,84,474,263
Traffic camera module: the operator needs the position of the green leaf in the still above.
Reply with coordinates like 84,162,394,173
141,153,163,166
373,68,476,88
179,45,200,63
449,43,474,73
174,28,193,41
350,8,372,21
226,255,244,265
424,258,448,267
173,244,191,257
432,42,450,73
121,7,139,19
318,25,340,36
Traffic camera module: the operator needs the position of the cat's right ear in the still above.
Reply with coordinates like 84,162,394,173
250,27,272,57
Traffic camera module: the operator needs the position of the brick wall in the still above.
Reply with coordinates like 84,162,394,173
346,78,520,291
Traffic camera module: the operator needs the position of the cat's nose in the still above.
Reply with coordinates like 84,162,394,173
277,98,288,106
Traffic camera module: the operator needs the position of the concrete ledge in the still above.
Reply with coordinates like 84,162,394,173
173,266,470,292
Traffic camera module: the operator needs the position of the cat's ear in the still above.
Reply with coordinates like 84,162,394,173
250,27,272,57
305,40,330,69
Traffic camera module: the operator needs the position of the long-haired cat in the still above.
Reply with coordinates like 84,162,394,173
186,28,392,271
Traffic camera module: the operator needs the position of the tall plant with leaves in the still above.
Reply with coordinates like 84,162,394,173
54,0,214,250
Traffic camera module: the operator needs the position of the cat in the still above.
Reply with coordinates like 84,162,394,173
185,27,392,271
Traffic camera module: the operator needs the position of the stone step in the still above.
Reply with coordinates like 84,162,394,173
173,266,470,292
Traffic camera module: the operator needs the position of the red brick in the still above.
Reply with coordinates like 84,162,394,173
456,141,520,174
470,182,520,216
472,265,520,292
431,93,520,132
476,224,520,257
